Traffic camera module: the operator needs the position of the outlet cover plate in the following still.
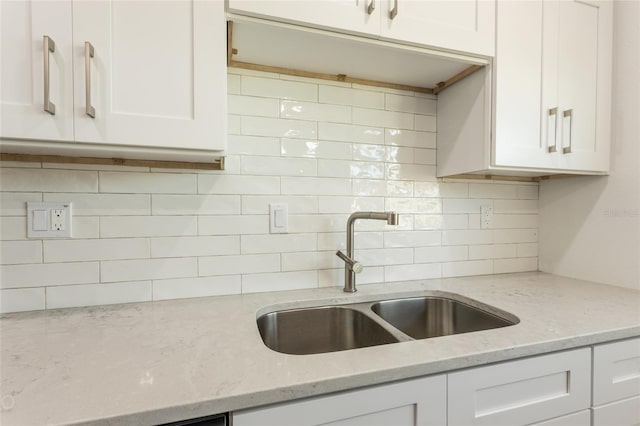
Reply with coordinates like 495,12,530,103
27,202,73,238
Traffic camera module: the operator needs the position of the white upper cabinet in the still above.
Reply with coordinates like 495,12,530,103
73,1,226,151
1,0,226,161
227,0,494,57
226,0,381,37
0,1,74,141
379,0,495,57
438,0,612,177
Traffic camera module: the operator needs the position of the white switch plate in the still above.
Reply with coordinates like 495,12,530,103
269,203,288,234
27,202,73,238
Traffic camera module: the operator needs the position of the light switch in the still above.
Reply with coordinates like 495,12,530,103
269,203,288,234
32,210,48,231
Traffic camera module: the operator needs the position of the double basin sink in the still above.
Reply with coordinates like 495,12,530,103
257,293,519,355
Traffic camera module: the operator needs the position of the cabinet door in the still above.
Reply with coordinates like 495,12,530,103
546,0,612,172
233,375,446,426
492,0,554,169
72,0,226,152
592,396,640,426
379,0,495,56
593,337,640,406
227,0,380,37
0,0,74,141
448,348,591,426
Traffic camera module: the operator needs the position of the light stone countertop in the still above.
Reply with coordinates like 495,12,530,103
1,272,639,426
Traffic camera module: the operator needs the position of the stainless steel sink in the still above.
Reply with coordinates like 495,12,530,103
371,296,516,340
257,306,399,355
257,294,518,355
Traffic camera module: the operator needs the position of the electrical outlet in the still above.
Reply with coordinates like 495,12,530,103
481,205,493,229
51,209,65,231
27,202,73,238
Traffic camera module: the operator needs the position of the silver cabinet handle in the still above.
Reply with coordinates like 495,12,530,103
43,36,56,115
547,107,558,153
84,42,95,118
390,0,398,19
367,0,375,15
562,109,572,154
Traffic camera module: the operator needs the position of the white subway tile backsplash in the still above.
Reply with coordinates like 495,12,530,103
385,129,437,149
469,183,517,199
414,114,437,132
280,100,350,123
153,276,241,301
198,216,268,236
151,236,240,258
227,135,281,156
228,94,280,117
0,288,45,313
199,254,280,277
241,195,318,215
44,239,149,262
100,216,197,238
415,246,468,263
241,75,318,101
242,270,317,293
385,94,437,115
0,262,99,289
385,263,442,282
319,85,384,109
386,164,436,181
152,195,240,215
469,244,517,260
242,156,317,176
1,168,98,192
282,138,352,160
241,116,317,139
318,159,384,179
0,192,42,216
199,175,280,195
442,260,492,278
46,281,152,309
318,196,385,214
384,231,441,248
353,108,414,129
241,233,316,254
494,257,538,274
100,172,196,194
0,70,539,312
317,232,383,251
281,177,351,195
101,258,196,283
318,122,384,144
0,217,26,240
0,241,42,264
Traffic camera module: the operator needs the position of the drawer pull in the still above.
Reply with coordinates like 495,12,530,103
43,36,56,115
85,42,96,118
547,107,558,153
390,0,398,19
562,109,572,154
367,0,375,15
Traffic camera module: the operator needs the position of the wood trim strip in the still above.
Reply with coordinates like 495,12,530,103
432,65,484,94
0,153,224,171
229,60,436,94
442,173,581,182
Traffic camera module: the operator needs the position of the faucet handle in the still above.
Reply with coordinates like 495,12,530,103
336,250,364,274
352,262,363,274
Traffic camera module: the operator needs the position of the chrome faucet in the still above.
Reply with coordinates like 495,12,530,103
336,211,400,293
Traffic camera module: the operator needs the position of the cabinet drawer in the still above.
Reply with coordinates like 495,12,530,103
593,337,640,406
448,348,591,426
592,396,640,426
233,375,445,426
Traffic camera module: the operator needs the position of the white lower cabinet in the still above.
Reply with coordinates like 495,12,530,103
592,337,640,426
448,348,591,426
233,375,446,426
531,410,591,426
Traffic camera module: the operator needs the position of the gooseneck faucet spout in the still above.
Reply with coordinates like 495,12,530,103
336,211,400,293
